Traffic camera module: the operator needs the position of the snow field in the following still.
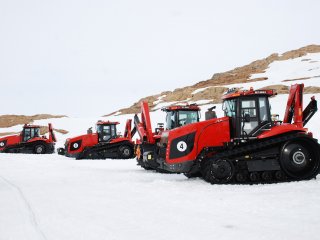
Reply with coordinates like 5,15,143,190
1,154,320,240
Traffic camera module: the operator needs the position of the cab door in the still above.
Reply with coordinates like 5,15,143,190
98,125,112,142
22,128,32,142
22,128,40,142
238,96,272,138
239,98,259,137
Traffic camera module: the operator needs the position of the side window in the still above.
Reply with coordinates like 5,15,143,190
31,128,34,138
166,112,175,130
259,97,269,122
111,125,116,137
241,100,256,117
23,128,31,141
34,128,40,137
240,99,258,136
99,125,111,142
103,125,111,134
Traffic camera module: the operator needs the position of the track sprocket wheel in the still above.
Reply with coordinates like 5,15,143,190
201,158,234,184
280,139,320,180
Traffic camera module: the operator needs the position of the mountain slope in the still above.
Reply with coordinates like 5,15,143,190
110,44,320,115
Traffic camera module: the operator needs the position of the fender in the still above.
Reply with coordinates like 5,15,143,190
257,124,307,139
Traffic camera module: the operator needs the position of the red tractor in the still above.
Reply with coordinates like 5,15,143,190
0,123,56,154
134,103,201,171
134,84,320,183
58,120,136,159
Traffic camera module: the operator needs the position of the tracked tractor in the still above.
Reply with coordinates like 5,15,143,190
134,84,320,183
134,102,202,170
58,119,136,159
0,123,56,154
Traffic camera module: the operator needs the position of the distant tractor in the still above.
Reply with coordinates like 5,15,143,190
0,123,56,154
58,120,136,159
134,84,320,183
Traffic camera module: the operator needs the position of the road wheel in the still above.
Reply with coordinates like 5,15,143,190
275,171,286,181
236,172,247,182
249,172,260,182
261,171,273,181
201,158,234,184
280,139,320,180
34,144,46,154
119,145,133,159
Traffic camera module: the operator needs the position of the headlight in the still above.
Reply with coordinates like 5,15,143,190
0,140,7,148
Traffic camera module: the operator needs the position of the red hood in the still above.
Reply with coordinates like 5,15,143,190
0,134,21,150
66,133,98,146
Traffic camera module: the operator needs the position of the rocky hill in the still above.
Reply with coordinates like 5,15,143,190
0,114,68,136
108,44,320,115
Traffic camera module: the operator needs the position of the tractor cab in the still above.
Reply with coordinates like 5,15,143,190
22,124,41,142
162,104,200,130
222,88,276,140
96,121,119,143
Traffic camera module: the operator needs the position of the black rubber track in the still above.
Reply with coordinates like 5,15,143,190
200,132,320,184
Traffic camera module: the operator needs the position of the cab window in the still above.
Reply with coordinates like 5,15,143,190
111,125,117,137
23,127,40,142
223,99,236,117
166,112,175,130
178,111,199,127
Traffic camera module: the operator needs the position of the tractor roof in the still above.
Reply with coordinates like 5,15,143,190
222,87,277,100
96,120,119,125
23,124,40,128
162,104,200,112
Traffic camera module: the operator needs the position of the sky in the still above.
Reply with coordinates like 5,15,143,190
0,0,320,117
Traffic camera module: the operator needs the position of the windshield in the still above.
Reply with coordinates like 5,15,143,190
223,99,236,117
23,127,40,142
166,110,199,130
178,111,199,127
97,125,117,137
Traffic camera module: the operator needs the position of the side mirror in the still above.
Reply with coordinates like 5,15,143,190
244,113,251,122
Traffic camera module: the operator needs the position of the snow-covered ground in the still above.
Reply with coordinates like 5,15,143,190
1,154,320,240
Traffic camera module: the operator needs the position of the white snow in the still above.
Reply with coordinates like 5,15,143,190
152,101,179,111
250,53,320,86
191,86,211,95
153,95,167,105
0,154,320,240
222,53,320,90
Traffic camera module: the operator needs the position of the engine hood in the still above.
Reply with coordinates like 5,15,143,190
66,133,98,143
0,134,21,149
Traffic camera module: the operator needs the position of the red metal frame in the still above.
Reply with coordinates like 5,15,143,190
283,83,303,127
135,102,155,144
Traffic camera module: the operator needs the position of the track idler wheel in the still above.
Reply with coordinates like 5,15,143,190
280,139,320,180
201,159,234,184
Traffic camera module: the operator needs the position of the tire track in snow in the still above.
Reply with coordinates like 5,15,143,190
0,176,48,240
